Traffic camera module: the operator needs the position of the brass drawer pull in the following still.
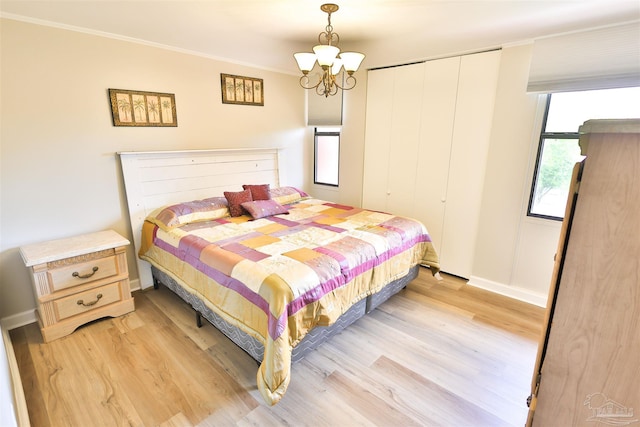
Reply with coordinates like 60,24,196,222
77,293,103,307
72,266,99,279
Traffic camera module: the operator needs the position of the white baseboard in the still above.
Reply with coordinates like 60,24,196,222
129,277,141,292
0,310,37,331
467,276,548,308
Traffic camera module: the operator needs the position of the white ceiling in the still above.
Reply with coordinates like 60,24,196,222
2,0,639,74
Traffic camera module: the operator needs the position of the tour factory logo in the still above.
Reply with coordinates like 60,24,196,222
584,393,638,426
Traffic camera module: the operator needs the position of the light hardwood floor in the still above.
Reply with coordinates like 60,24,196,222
11,268,543,427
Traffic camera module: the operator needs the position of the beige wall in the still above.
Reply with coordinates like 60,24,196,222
470,44,560,305
0,18,309,322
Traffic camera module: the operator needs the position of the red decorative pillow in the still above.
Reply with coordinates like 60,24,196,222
241,199,289,219
242,184,271,201
224,189,253,217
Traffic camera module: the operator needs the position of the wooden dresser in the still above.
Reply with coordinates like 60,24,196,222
20,230,135,342
526,119,640,425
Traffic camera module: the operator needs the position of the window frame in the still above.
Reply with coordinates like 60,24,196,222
313,127,341,187
527,95,581,221
528,86,640,221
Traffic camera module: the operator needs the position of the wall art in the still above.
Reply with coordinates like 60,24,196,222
221,74,264,106
109,89,177,127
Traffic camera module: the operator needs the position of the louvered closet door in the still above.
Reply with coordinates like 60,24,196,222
363,63,425,215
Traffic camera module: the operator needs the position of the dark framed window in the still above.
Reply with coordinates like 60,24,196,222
314,127,340,186
528,87,640,220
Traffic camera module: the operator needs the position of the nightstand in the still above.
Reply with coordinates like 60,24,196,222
20,230,135,342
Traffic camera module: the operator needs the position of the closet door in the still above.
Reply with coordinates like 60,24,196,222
386,63,425,216
438,50,501,277
363,63,425,215
362,67,394,212
413,56,460,257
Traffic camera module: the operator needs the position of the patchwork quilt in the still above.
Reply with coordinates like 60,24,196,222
139,190,439,405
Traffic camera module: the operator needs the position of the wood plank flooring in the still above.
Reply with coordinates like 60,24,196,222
11,268,544,426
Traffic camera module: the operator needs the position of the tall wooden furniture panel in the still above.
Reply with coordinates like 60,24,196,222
527,119,640,426
363,50,501,278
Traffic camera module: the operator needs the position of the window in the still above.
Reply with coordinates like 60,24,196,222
529,87,640,220
314,127,340,186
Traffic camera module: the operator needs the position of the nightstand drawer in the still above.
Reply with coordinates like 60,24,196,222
48,255,118,291
54,282,121,321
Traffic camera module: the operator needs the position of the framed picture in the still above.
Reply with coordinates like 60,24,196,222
108,89,177,127
221,74,264,106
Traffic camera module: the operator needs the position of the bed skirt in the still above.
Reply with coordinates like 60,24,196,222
151,265,419,363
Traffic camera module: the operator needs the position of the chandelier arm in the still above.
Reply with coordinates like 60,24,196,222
315,81,339,97
299,74,324,90
332,73,357,91
320,70,333,96
318,31,340,46
328,82,339,96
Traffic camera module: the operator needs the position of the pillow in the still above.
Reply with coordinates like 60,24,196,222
242,184,271,201
241,199,289,220
147,197,229,231
270,186,309,205
224,189,253,217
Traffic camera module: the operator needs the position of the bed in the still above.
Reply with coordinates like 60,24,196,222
119,148,440,406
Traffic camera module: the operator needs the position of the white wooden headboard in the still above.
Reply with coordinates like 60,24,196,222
118,148,281,288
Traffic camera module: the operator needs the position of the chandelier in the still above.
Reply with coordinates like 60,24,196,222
294,3,365,97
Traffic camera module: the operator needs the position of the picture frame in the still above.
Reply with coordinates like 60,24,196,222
108,89,177,127
220,74,264,106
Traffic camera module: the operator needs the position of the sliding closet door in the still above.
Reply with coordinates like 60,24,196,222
438,50,501,277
